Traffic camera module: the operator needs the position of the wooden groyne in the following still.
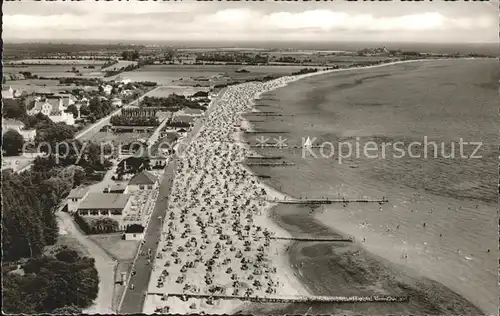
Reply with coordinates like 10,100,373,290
244,131,288,134
250,144,289,148
269,236,354,242
246,162,295,167
267,198,389,204
149,292,408,304
256,175,272,179
251,113,284,117
247,156,284,160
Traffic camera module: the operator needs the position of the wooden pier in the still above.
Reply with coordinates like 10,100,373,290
244,131,287,134
256,175,272,179
267,198,389,204
149,292,409,304
269,236,354,242
247,156,284,160
246,162,295,167
250,144,289,148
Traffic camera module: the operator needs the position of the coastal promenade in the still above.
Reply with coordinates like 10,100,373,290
119,158,176,314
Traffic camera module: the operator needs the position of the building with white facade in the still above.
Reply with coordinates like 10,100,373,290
77,193,133,230
67,187,90,213
126,170,158,192
27,97,75,125
124,224,145,240
2,119,37,142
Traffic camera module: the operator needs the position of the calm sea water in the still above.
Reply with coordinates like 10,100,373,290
245,59,499,314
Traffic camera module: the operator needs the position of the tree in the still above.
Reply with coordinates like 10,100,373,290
3,99,26,119
35,123,76,149
52,305,83,314
79,104,91,116
3,129,25,156
66,104,79,118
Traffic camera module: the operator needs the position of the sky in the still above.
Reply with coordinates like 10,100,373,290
3,1,499,44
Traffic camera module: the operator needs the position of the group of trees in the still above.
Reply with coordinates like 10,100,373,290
100,60,119,69
74,214,119,234
2,163,85,261
3,130,25,156
292,68,319,75
104,63,140,77
88,96,114,121
59,77,101,86
3,247,98,314
141,94,205,111
121,50,140,61
110,115,159,127
196,52,268,65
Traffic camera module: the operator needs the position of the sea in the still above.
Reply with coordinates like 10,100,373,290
241,58,499,315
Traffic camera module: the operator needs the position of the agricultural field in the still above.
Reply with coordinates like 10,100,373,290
5,59,108,65
5,79,99,94
106,64,311,86
3,65,105,79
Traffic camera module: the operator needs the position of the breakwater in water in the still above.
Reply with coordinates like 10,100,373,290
240,59,496,315
150,292,408,304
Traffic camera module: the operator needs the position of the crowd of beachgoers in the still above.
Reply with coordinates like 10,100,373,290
142,72,327,314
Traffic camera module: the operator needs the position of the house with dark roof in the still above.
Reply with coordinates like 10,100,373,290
124,224,145,240
127,170,158,192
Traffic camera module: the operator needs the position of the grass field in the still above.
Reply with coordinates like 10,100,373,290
89,233,140,261
109,64,311,86
6,59,107,65
4,65,104,79
45,233,92,258
4,79,96,94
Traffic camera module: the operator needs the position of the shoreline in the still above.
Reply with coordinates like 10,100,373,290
238,58,487,315
143,57,485,315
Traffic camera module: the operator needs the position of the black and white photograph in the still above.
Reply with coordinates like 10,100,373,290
1,1,499,315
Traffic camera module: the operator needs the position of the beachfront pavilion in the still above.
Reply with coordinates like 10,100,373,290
77,193,132,230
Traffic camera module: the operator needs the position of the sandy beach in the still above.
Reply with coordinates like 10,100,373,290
143,73,324,314
143,58,490,315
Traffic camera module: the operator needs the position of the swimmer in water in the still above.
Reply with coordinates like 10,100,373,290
362,237,366,242
439,233,442,237
487,249,490,253
423,222,426,228
396,224,400,230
